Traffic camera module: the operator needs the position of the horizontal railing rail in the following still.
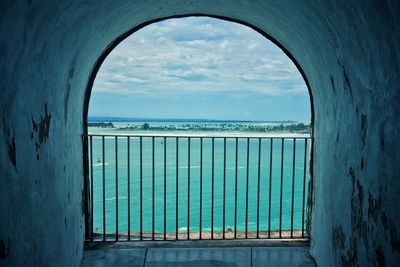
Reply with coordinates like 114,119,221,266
85,134,311,242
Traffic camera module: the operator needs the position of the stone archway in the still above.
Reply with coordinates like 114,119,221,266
82,14,315,249
1,1,398,266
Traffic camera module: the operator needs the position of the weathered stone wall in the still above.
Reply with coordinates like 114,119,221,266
0,1,399,266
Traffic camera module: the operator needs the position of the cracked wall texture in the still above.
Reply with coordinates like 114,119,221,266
0,0,399,266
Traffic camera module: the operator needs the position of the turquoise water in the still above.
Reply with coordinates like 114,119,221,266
88,132,310,238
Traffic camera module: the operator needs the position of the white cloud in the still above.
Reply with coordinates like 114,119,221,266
247,42,258,50
219,40,229,49
93,17,307,98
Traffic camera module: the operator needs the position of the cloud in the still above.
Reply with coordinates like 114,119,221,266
93,17,308,98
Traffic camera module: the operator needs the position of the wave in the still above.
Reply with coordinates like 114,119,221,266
93,162,109,167
179,165,200,169
226,166,245,170
199,227,225,232
105,196,128,201
166,166,200,169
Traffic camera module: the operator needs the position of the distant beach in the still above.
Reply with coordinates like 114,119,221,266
88,117,311,136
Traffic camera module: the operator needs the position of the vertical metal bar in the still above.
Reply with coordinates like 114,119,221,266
127,136,131,241
211,137,215,240
152,137,155,240
291,138,296,238
234,138,238,239
102,136,106,241
140,136,143,241
115,136,118,241
268,138,273,239
223,137,226,239
279,138,284,238
164,137,167,240
302,138,308,238
89,136,94,241
176,137,179,240
199,137,203,240
187,137,191,240
257,138,261,238
245,138,250,238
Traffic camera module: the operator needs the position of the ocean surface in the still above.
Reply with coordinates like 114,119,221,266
88,121,311,238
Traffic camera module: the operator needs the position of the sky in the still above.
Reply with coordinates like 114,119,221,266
89,17,311,122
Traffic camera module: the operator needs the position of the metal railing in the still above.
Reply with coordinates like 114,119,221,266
85,134,311,242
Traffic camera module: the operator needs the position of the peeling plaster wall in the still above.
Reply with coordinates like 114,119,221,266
0,1,399,266
0,2,90,266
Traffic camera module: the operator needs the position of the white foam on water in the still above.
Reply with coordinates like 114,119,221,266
105,196,128,201
93,162,109,167
177,165,200,169
226,166,246,170
178,227,187,232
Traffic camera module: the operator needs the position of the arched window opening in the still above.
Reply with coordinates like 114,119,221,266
85,16,312,242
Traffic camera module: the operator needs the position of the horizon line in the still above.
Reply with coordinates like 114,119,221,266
88,116,309,123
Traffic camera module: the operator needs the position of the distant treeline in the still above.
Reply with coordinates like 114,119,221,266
88,116,297,124
87,122,115,128
115,122,311,133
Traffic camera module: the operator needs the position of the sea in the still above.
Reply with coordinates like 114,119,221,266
88,119,311,238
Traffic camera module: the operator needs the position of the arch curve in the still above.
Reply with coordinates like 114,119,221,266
82,14,315,132
82,14,316,246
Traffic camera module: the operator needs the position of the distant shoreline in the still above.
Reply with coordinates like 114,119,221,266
88,121,311,134
88,116,303,124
